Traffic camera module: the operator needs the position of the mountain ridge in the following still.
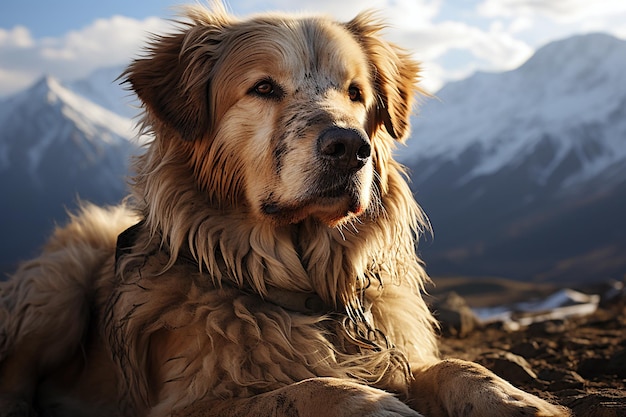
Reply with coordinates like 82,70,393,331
400,32,626,283
67,66,138,119
0,76,136,175
402,32,626,188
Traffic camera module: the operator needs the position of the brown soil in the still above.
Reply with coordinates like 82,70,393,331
436,286,626,417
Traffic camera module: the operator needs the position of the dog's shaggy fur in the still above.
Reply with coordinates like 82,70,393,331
0,4,569,417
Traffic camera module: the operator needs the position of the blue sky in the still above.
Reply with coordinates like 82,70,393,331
1,0,625,96
0,1,175,38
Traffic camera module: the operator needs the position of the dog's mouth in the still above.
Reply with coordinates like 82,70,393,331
261,181,368,227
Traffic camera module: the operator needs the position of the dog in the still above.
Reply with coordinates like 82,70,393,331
0,4,570,417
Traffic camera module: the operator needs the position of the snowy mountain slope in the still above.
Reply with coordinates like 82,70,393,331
0,76,140,273
400,33,626,283
0,76,137,175
401,33,626,189
67,66,139,119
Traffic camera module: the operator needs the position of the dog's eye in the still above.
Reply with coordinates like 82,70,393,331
348,85,362,102
255,81,274,95
250,79,283,100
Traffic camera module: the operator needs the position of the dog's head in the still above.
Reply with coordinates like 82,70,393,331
126,5,422,227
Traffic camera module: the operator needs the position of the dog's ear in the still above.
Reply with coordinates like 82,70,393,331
123,7,232,141
345,13,424,142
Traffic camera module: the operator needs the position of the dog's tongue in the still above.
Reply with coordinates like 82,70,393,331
350,203,364,216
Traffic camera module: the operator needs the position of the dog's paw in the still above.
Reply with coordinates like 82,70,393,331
341,385,422,417
284,378,423,417
468,381,570,417
412,359,570,417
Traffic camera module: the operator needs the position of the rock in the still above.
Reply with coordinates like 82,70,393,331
476,351,538,385
579,348,626,380
565,390,626,417
510,340,541,358
433,291,481,338
527,319,568,336
608,348,626,379
537,367,585,391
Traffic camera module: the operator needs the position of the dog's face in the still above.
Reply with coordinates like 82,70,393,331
126,8,421,227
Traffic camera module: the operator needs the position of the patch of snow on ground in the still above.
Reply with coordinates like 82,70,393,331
473,289,601,330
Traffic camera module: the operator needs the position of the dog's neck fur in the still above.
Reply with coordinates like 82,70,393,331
116,219,333,315
127,139,429,315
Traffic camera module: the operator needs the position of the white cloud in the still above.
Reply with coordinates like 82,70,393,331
417,61,449,94
477,0,626,42
0,67,35,92
0,16,170,96
508,16,533,34
478,0,626,22
475,0,626,58
0,26,34,48
390,19,533,93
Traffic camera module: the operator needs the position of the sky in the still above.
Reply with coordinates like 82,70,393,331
1,0,626,97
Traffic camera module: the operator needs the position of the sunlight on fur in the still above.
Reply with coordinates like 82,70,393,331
0,3,570,416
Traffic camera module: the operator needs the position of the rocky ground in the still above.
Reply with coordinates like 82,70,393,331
433,281,626,417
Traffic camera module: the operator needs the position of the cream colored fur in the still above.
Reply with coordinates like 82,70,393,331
0,3,569,417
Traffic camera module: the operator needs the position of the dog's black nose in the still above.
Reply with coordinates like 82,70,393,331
317,127,371,171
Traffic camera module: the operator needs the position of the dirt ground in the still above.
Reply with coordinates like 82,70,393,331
436,284,626,417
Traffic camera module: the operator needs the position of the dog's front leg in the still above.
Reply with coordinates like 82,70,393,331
408,359,570,417
168,377,422,417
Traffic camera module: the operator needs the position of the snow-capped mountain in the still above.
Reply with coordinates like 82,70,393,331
402,33,626,189
67,66,138,119
401,33,626,283
0,76,140,273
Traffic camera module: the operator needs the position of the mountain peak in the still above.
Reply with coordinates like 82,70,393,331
403,31,626,184
14,75,138,141
518,33,626,84
0,73,140,178
525,32,625,66
67,65,138,119
31,74,60,91
27,75,71,107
